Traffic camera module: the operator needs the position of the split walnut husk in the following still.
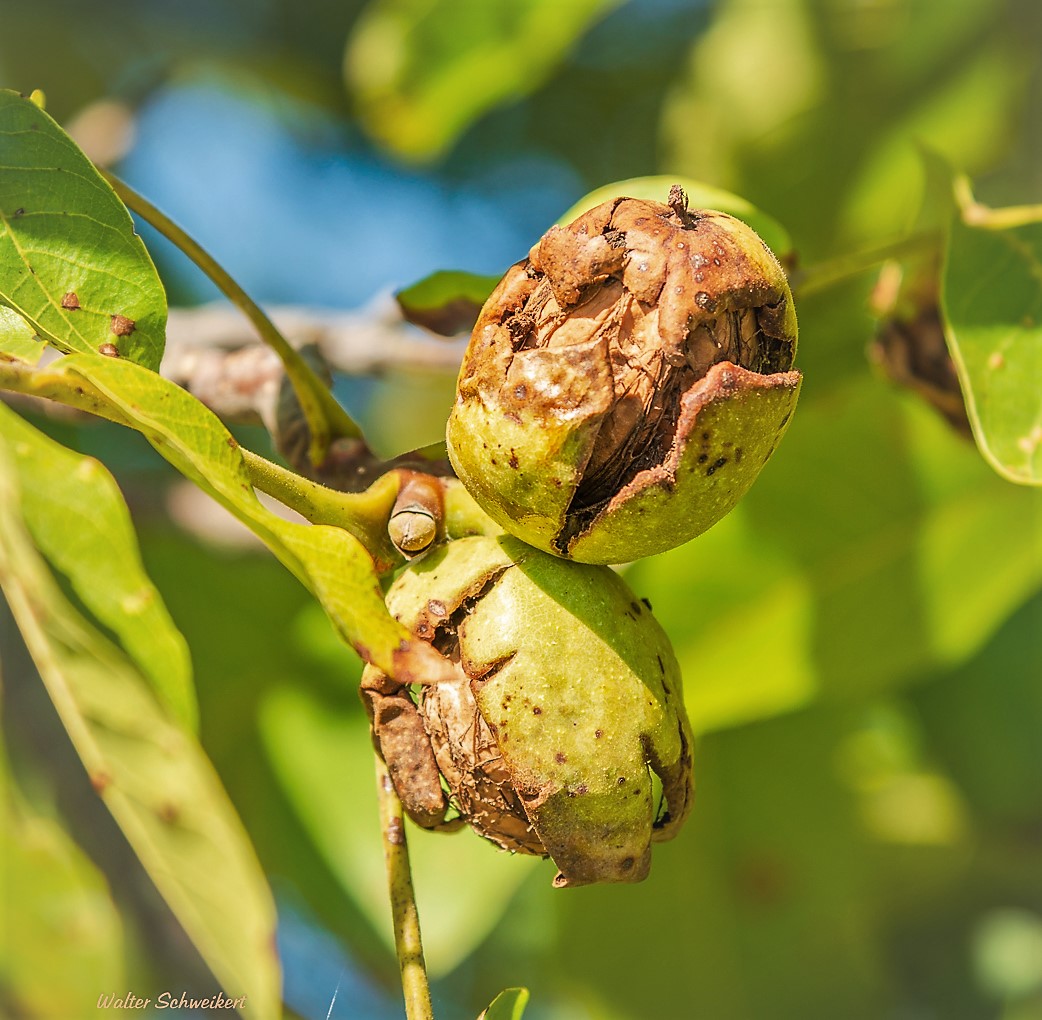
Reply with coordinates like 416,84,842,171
361,535,694,888
447,185,801,563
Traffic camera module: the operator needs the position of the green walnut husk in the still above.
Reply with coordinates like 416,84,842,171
446,187,801,563
361,535,694,887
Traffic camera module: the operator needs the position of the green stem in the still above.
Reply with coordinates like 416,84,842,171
375,753,435,1020
951,174,1042,230
103,172,364,466
241,449,402,573
961,202,1042,231
791,230,942,298
0,357,408,573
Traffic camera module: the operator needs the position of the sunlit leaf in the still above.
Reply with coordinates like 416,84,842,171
0,432,280,1020
942,215,1042,485
0,305,45,363
559,175,793,260
0,402,196,729
396,269,500,336
259,684,540,977
0,353,445,683
479,986,530,1020
345,0,621,161
0,89,166,369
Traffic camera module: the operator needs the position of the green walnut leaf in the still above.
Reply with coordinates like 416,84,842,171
0,89,167,370
942,214,1042,485
0,425,280,1020
0,403,196,729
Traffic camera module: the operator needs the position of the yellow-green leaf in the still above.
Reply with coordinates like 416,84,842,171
8,353,446,684
0,433,280,1020
0,402,196,729
0,730,125,1018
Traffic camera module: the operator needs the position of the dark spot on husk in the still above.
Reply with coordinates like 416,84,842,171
617,776,626,785
98,342,120,358
532,706,542,715
641,597,653,610
554,752,567,764
13,208,25,217
620,857,635,872
509,450,519,469
656,654,665,675
90,771,111,794
427,599,447,618
158,802,180,824
595,729,603,738
706,456,727,476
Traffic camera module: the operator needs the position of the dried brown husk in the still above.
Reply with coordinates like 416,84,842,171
449,188,800,561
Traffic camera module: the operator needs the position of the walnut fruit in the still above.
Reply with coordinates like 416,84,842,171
446,186,801,562
361,535,693,887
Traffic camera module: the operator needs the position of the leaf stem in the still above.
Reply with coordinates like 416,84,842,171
374,753,435,1020
955,180,1042,231
241,449,402,573
103,172,365,465
791,230,942,298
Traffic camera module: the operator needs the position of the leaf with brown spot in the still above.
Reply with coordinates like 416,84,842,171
0,90,166,370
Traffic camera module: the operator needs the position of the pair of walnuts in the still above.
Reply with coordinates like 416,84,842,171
363,187,800,887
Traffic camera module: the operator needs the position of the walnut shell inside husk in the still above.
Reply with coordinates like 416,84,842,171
361,535,694,887
446,187,801,563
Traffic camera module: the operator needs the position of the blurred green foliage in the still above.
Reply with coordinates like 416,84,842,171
2,1,1042,1019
